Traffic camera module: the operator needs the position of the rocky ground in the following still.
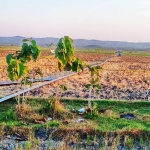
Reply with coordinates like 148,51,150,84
0,128,149,150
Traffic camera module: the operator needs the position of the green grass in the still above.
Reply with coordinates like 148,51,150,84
63,100,150,132
0,98,150,134
123,50,150,57
0,46,51,51
1,46,150,57
75,49,115,55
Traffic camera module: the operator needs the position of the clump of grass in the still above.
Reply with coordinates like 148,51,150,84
39,96,71,119
15,103,33,117
46,120,59,127
124,136,134,148
0,108,17,122
24,141,32,150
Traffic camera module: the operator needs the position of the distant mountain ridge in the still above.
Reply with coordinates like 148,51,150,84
0,36,150,50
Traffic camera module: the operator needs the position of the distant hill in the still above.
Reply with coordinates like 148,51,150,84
0,36,150,50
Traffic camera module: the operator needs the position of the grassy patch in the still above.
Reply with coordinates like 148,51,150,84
0,98,150,137
63,100,150,132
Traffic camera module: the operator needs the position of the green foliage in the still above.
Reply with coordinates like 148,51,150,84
7,59,25,81
71,57,84,72
124,137,134,148
41,98,54,114
92,102,99,115
24,141,32,150
87,65,102,77
19,39,40,61
6,54,13,64
85,84,91,89
85,65,102,108
55,36,84,72
6,38,41,82
85,76,101,93
0,109,17,122
55,36,102,109
46,120,59,127
59,85,67,92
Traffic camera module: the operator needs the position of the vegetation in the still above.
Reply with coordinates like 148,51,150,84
6,38,42,111
0,38,150,149
0,98,150,134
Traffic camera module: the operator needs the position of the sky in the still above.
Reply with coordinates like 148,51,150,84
0,0,150,42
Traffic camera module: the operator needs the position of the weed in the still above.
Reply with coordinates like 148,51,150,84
124,136,134,148
0,108,17,122
46,120,59,127
24,141,32,150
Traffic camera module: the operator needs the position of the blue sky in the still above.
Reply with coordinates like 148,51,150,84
0,0,150,42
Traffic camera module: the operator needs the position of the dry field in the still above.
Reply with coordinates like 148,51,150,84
0,50,149,101
24,55,149,101
0,50,112,97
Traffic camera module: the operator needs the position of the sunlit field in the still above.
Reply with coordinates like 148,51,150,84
0,46,150,149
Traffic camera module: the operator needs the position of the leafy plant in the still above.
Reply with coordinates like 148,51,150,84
6,38,42,111
85,65,102,108
92,102,99,116
0,109,17,122
53,36,85,115
55,36,102,113
55,36,84,72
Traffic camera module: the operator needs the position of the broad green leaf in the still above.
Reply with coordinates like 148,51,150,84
6,54,13,64
55,36,75,72
7,65,13,72
8,72,14,81
17,63,25,77
57,61,64,71
72,60,78,72
58,52,66,65
55,47,60,57
93,84,101,90
31,40,36,47
10,59,16,65
21,43,28,51
85,84,91,89
31,46,37,54
19,57,27,63
64,63,72,71
95,65,102,69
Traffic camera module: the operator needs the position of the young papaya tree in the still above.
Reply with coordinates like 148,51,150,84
6,38,42,110
85,65,102,109
55,36,102,111
53,36,84,113
55,36,84,72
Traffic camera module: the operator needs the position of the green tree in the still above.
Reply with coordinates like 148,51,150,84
6,38,41,111
55,36,102,110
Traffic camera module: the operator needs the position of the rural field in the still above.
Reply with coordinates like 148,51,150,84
0,44,150,150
